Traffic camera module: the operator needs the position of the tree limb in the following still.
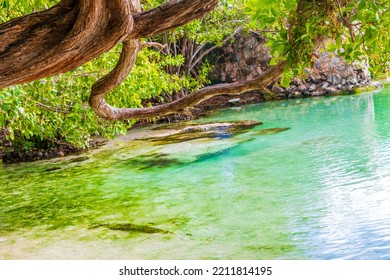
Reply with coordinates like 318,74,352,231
89,60,287,121
0,0,218,89
130,0,218,39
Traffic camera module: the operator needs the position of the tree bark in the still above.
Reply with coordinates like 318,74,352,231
0,0,217,88
0,0,134,88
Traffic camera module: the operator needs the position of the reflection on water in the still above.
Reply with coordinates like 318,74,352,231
1,87,390,259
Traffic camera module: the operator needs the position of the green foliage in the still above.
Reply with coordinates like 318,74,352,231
0,44,200,151
0,52,130,150
246,0,390,83
2,0,389,157
144,0,246,100
0,0,55,20
0,1,211,153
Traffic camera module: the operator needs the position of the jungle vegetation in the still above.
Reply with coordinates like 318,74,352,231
0,0,388,155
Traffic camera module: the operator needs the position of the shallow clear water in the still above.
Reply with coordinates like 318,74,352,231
1,87,390,260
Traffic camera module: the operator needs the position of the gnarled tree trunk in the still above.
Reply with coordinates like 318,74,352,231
0,0,133,88
0,0,286,121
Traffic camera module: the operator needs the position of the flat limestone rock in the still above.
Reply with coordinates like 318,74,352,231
111,121,263,169
153,120,261,131
143,120,262,144
181,120,261,133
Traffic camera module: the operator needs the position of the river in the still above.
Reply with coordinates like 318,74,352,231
1,86,390,259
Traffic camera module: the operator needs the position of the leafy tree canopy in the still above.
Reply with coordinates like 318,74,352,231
246,0,389,85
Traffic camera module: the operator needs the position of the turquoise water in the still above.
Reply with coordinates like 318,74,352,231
1,87,390,259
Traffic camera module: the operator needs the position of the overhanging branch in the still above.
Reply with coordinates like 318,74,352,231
89,61,287,120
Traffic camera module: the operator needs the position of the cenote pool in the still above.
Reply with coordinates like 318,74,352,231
1,86,390,260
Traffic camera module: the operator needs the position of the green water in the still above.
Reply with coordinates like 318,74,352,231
1,87,390,260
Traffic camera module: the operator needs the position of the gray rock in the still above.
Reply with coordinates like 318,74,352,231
271,84,284,94
298,84,307,91
372,81,384,88
228,98,241,105
327,74,342,85
326,86,337,94
309,84,316,91
293,91,302,98
349,78,358,85
311,91,322,96
321,82,329,89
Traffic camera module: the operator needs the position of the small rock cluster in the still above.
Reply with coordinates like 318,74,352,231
1,141,103,164
272,53,372,99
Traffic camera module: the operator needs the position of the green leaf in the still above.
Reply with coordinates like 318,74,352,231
2,104,11,111
358,0,367,10
0,114,6,127
328,45,338,53
364,26,379,42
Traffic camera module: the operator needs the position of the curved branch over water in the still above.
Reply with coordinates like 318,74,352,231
90,60,287,120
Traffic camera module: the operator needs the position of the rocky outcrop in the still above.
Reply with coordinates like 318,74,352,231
149,31,379,124
208,31,271,84
207,31,374,102
274,53,372,99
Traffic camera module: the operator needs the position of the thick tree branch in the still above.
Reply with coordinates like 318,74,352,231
0,0,218,89
0,0,133,88
89,61,287,121
130,0,218,39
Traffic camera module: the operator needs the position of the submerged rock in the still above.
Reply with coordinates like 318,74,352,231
150,131,222,144
44,167,62,172
181,120,261,133
252,127,290,135
121,121,263,169
122,153,182,169
68,156,90,163
89,223,171,234
144,120,262,145
154,120,261,132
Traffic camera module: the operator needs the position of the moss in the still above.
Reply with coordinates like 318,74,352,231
353,85,381,94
